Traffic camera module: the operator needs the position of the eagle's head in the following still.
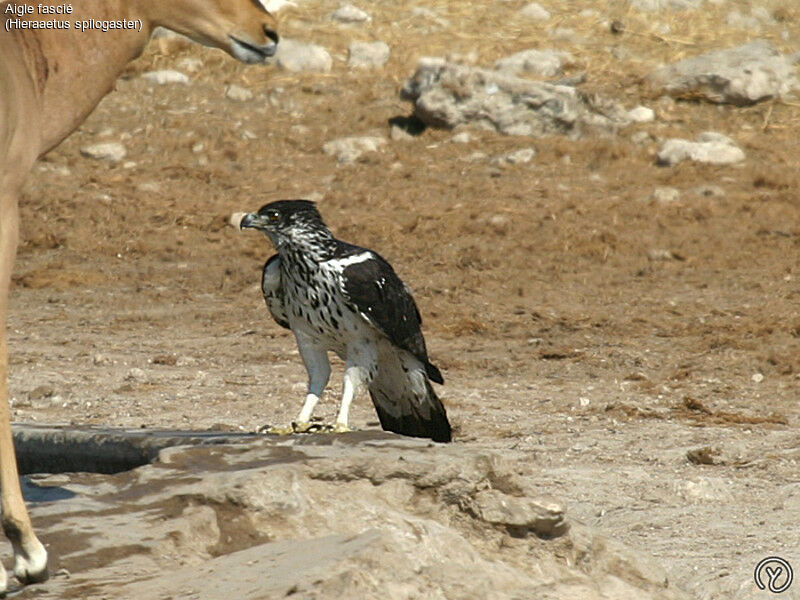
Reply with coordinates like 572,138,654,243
240,200,331,250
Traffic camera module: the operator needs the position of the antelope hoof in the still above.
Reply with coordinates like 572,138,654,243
13,540,48,585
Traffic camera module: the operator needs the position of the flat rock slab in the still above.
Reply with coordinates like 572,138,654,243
401,58,630,137
657,132,745,166
14,431,688,599
12,423,258,474
647,40,800,105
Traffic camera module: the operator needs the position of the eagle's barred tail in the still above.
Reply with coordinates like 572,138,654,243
369,379,452,443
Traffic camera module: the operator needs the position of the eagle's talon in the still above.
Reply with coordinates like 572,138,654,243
330,423,352,434
260,424,294,435
292,421,314,433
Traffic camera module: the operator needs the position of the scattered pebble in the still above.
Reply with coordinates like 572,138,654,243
274,39,333,73
141,70,189,85
657,133,745,166
493,148,536,165
125,368,148,382
80,142,127,163
331,4,371,23
751,373,764,383
322,135,386,163
627,105,655,123
226,84,254,102
650,186,680,204
487,214,511,234
348,41,390,69
519,2,551,20
28,385,55,402
390,125,414,141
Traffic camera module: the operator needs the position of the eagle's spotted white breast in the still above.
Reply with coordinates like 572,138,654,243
242,199,451,442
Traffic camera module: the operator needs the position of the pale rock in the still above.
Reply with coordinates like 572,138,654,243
647,40,800,105
226,84,254,102
348,41,390,69
650,186,681,203
519,2,551,20
627,105,655,123
274,39,333,73
493,148,536,165
657,133,745,166
80,142,127,163
401,58,630,137
323,136,387,163
141,70,190,85
331,4,371,23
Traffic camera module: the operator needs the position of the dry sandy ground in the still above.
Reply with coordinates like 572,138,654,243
4,0,800,598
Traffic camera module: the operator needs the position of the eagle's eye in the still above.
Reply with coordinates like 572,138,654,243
267,210,280,222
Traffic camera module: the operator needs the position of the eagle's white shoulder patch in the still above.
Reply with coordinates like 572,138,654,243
327,251,374,270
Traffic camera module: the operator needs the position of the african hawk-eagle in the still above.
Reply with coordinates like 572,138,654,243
240,200,451,443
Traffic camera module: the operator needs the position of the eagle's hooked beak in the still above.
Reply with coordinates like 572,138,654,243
239,212,261,230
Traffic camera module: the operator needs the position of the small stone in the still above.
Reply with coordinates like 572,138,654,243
519,2,551,20
136,181,160,193
80,142,127,163
488,214,511,234
450,132,472,144
493,148,536,165
687,446,721,465
650,186,680,203
141,70,190,85
471,489,567,537
751,373,764,383
275,39,333,73
28,385,55,402
93,353,110,366
348,41,390,69
322,136,386,163
331,4,371,23
647,249,681,261
631,131,653,146
657,134,745,166
390,125,414,141
125,368,148,382
627,105,655,123
226,84,254,102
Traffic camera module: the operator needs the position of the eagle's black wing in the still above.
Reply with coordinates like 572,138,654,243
261,254,290,330
340,249,443,385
